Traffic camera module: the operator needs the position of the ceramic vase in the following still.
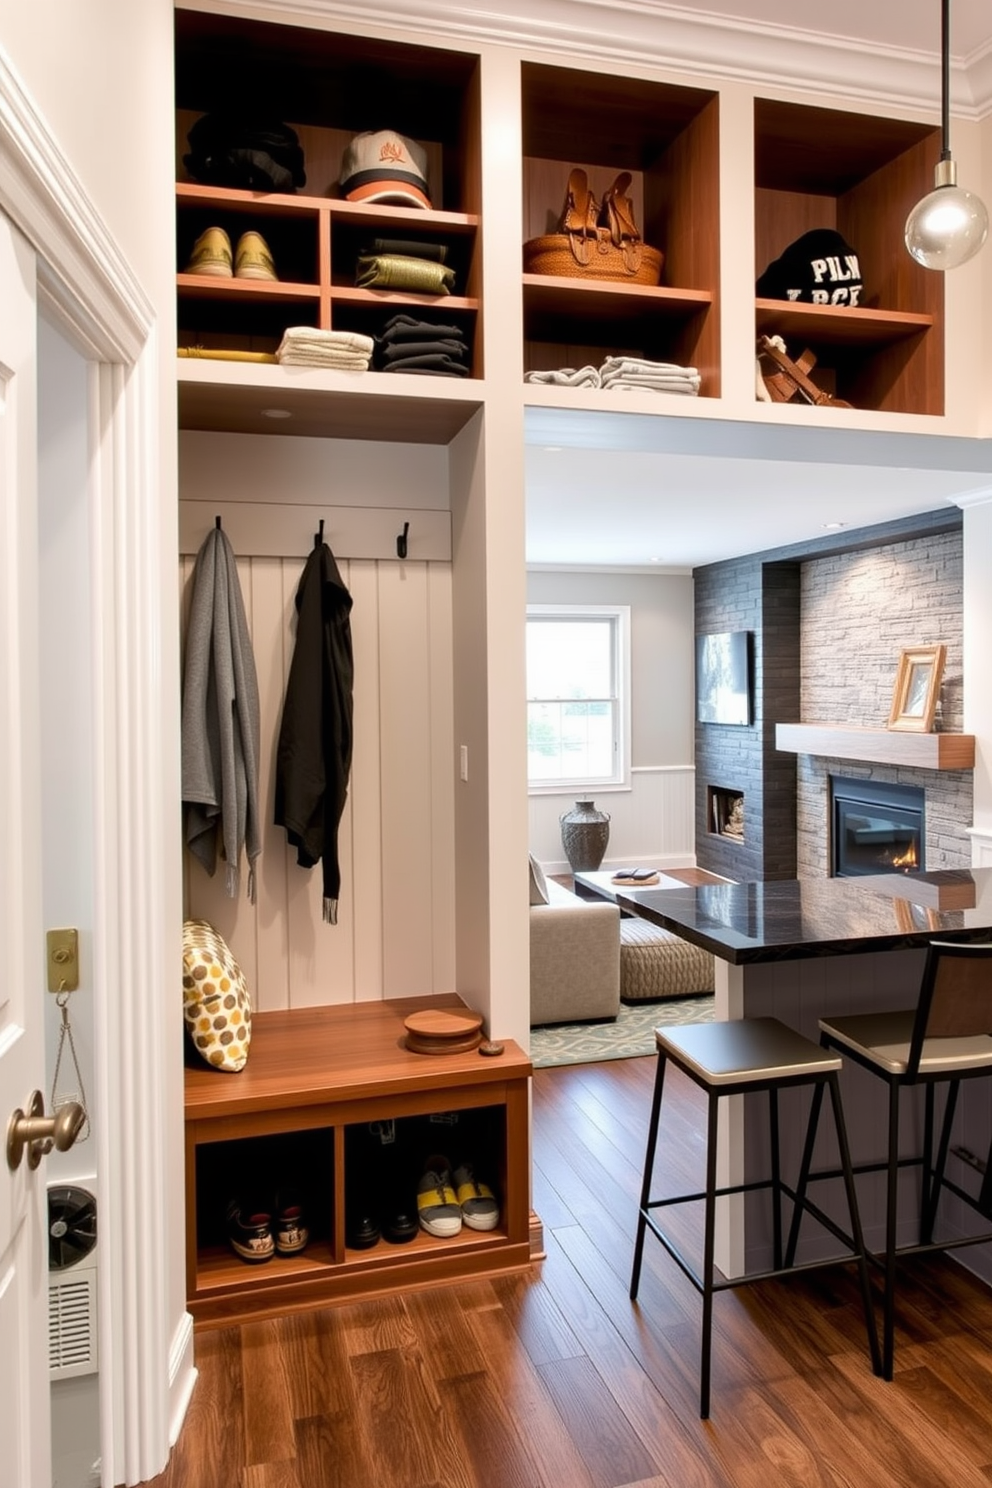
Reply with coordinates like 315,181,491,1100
559,799,611,872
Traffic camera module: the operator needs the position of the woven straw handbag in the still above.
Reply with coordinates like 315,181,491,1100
524,168,664,286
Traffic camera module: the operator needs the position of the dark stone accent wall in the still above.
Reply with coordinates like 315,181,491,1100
694,560,800,881
694,509,967,884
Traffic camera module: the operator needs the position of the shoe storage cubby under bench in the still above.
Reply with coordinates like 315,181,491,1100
183,994,532,1328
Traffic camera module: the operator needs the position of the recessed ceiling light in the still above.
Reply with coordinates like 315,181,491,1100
261,407,292,419
822,521,846,530
543,445,563,453
649,556,662,563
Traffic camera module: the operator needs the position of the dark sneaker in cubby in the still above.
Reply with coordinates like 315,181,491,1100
273,1189,309,1255
226,1199,275,1263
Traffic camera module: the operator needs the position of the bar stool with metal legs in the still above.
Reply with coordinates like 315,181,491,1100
629,1016,882,1418
812,940,992,1380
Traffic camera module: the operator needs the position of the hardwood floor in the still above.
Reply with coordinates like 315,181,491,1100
149,1055,992,1487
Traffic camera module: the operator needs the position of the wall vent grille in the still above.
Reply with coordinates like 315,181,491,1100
49,1267,98,1379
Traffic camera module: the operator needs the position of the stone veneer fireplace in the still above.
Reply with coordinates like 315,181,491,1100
831,775,924,877
694,515,972,884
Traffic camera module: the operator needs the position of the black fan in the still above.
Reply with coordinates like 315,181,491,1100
48,1185,97,1271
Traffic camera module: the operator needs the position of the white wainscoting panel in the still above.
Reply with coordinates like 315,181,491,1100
970,827,992,868
528,765,695,875
180,552,455,1009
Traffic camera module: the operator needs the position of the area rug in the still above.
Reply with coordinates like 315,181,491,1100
529,994,715,1069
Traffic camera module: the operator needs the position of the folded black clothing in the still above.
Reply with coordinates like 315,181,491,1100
380,339,467,362
379,314,466,341
184,112,306,189
381,366,471,378
184,148,297,193
380,353,470,376
365,238,449,264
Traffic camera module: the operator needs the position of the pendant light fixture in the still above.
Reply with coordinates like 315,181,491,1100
905,0,988,270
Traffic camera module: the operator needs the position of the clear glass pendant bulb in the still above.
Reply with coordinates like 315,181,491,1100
905,161,989,270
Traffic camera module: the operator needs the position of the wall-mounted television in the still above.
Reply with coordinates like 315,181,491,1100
696,631,752,726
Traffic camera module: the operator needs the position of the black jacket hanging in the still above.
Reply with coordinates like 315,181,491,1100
274,542,354,924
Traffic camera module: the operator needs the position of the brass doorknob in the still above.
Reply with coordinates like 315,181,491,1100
6,1090,86,1171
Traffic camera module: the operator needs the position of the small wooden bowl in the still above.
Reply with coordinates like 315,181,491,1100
404,1007,484,1055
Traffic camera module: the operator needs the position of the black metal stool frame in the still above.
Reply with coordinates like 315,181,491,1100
630,1035,882,1418
789,941,992,1379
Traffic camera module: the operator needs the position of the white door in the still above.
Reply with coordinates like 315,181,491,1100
0,210,52,1485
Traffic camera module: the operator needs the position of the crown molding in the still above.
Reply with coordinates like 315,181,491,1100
0,46,153,362
951,486,992,508
208,0,992,117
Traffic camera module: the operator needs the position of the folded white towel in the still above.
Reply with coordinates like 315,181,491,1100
524,365,602,388
600,355,699,378
604,380,700,395
601,371,700,388
277,327,375,356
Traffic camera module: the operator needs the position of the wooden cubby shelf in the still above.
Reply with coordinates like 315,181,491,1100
184,995,533,1327
754,97,943,415
175,9,482,372
520,60,720,395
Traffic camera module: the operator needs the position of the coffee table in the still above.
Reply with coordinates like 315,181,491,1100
573,868,726,907
571,869,720,1007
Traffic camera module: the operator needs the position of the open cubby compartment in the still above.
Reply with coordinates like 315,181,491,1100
754,98,943,416
328,297,480,378
176,289,321,357
174,8,482,216
194,1126,335,1262
328,209,479,303
344,1105,507,1249
707,784,745,841
176,190,322,287
521,61,720,394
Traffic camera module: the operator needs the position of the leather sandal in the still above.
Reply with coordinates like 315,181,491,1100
757,334,852,408
558,168,599,265
599,172,643,272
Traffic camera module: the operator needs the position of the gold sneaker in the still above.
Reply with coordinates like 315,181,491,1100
184,225,233,277
234,230,278,281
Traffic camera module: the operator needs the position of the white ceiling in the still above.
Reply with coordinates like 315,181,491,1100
514,0,992,570
524,409,992,568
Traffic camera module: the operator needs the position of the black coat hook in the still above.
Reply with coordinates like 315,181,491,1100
397,521,409,559
314,518,324,550
215,514,222,529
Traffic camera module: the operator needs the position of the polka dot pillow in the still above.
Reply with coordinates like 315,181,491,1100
182,919,252,1072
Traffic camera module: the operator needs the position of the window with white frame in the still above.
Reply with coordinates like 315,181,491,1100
526,605,630,790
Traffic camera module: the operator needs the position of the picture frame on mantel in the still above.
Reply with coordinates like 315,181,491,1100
887,644,946,733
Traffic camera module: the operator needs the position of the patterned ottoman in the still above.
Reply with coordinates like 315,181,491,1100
618,918,715,1003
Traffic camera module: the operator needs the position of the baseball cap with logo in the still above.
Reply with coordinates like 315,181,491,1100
756,228,863,306
339,130,432,210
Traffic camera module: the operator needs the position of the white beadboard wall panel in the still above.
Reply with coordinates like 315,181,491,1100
428,564,457,993
378,561,446,996
528,765,695,874
348,560,385,1000
181,549,456,1010
249,557,292,1011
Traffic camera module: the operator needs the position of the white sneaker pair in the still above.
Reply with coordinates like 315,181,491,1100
416,1156,500,1237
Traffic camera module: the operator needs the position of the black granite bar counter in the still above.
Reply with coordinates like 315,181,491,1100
615,868,992,965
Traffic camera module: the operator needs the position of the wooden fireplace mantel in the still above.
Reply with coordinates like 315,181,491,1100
775,723,975,771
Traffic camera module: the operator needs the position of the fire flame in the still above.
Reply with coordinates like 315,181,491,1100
891,843,918,871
